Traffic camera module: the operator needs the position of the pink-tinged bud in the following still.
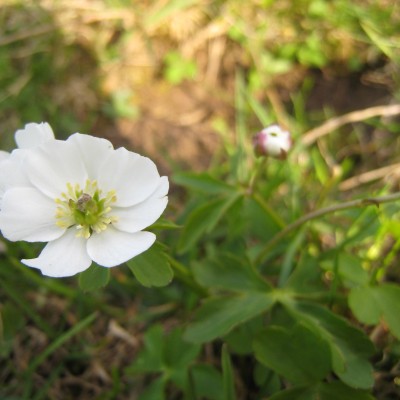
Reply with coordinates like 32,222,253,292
253,124,292,159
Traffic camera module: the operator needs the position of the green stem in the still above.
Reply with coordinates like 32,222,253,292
255,191,400,265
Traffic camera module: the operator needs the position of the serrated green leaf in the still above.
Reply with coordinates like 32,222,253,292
243,197,282,240
268,385,315,400
173,172,235,195
349,287,381,325
349,284,400,339
138,376,166,400
127,243,173,287
79,263,110,291
293,303,375,389
269,381,374,400
254,322,331,385
190,365,224,400
317,381,374,400
126,325,164,374
184,292,274,343
164,327,201,369
225,317,263,355
193,253,271,292
178,193,242,253
167,331,202,390
285,253,325,293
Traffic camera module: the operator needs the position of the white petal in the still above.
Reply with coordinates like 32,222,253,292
67,133,113,179
87,226,155,267
264,135,284,157
97,147,160,207
15,122,55,149
112,196,168,233
22,229,91,277
151,176,169,198
0,187,64,242
0,152,30,207
25,139,87,198
0,151,9,162
0,150,31,187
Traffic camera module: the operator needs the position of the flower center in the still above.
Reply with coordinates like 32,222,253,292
55,180,117,239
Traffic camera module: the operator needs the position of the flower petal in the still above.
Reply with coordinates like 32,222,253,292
112,196,168,233
112,176,168,233
97,147,161,207
0,152,31,207
22,229,91,277
151,176,169,198
25,139,87,198
0,150,9,162
0,187,64,242
87,226,155,267
15,122,55,149
67,133,113,179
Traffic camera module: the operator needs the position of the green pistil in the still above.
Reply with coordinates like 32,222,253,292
55,180,117,239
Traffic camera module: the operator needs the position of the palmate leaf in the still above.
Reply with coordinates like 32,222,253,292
268,381,374,400
127,242,173,287
243,196,282,240
253,322,331,385
127,324,164,374
192,253,271,292
349,283,400,339
291,303,375,389
257,303,374,389
127,325,201,398
137,377,165,400
190,365,224,400
184,292,274,343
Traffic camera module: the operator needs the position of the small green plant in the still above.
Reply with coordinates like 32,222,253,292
164,51,198,84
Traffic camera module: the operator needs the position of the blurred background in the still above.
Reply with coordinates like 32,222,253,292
0,0,398,172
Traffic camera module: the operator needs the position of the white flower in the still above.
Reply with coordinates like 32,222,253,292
253,124,292,159
0,123,55,207
0,128,168,277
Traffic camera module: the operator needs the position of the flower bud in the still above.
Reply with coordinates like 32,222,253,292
253,124,292,159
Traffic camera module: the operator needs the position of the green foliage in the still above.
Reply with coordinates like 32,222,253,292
349,284,400,339
164,51,198,84
126,324,223,399
254,322,332,385
268,381,375,400
127,242,173,287
79,263,110,291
